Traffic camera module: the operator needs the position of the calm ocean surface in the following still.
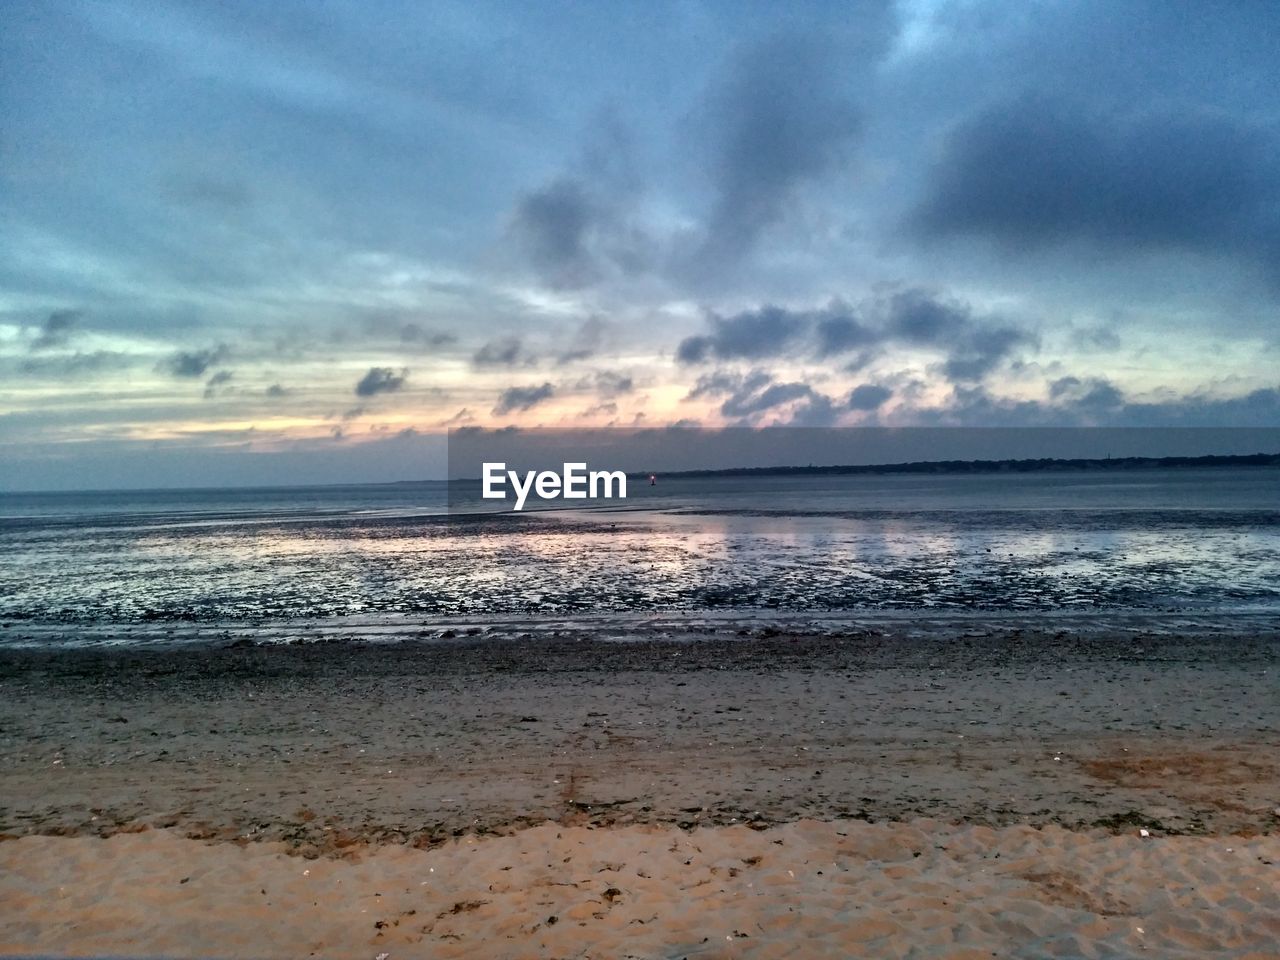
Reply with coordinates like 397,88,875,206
1,467,1278,627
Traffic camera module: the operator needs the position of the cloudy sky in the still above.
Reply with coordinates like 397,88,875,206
3,0,1279,488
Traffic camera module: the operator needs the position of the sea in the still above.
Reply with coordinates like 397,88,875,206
1,467,1278,641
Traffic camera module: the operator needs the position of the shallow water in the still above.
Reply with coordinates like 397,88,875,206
1,468,1278,628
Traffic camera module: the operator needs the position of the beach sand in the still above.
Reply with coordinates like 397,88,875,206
4,818,1278,959
2,620,1278,957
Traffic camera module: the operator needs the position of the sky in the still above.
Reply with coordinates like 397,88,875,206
3,0,1280,488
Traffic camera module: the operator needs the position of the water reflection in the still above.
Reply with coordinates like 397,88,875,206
1,470,1277,624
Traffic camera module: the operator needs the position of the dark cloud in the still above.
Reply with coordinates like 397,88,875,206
683,368,773,401
510,26,895,290
492,382,554,416
815,306,876,358
473,336,534,368
676,291,1036,383
510,112,652,291
713,303,875,365
884,290,967,344
692,32,877,269
354,367,407,397
943,325,1038,382
787,391,840,427
915,95,1280,277
202,370,234,399
165,345,229,378
592,370,634,397
876,290,1037,382
847,384,892,410
512,178,600,290
691,369,838,425
721,381,814,418
29,309,83,351
1049,376,1125,413
265,384,289,398
676,335,712,365
676,305,808,365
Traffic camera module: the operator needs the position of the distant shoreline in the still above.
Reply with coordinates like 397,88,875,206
627,451,1280,480
5,451,1277,497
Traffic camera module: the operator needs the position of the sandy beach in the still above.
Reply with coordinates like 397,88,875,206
2,617,1278,957
5,818,1278,959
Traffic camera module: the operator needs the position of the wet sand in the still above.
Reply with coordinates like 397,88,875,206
2,619,1278,956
